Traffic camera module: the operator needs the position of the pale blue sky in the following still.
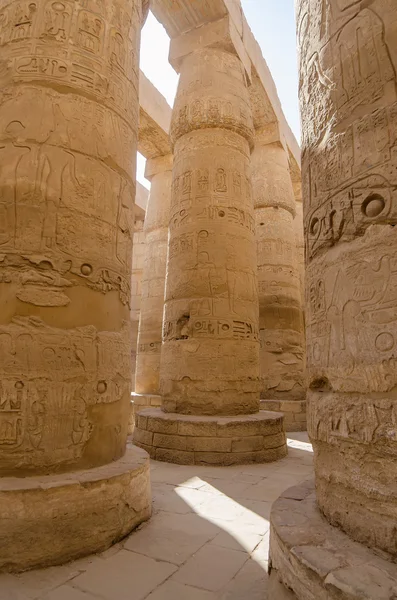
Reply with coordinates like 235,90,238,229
138,1,299,188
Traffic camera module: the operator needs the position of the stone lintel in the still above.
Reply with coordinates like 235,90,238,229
0,446,151,573
134,408,287,465
269,480,397,599
255,124,285,150
169,15,251,80
145,154,174,180
138,71,172,160
260,400,307,433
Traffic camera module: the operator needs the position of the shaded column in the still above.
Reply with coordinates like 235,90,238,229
0,0,151,572
252,138,306,431
269,1,397,597
292,180,305,305
133,155,172,418
134,36,287,466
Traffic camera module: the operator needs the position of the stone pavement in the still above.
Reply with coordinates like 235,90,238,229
0,434,313,600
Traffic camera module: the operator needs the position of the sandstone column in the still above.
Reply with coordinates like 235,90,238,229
0,0,151,572
133,155,172,417
252,137,306,431
134,23,287,466
269,1,397,596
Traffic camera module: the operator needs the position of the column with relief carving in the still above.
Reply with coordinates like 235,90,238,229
268,1,397,597
0,0,151,572
252,135,306,432
134,155,173,414
134,17,287,466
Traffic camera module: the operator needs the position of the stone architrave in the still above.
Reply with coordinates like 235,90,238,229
134,21,287,466
135,155,173,395
269,1,397,597
252,135,306,431
0,0,151,572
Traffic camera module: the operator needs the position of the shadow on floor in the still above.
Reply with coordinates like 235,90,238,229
0,434,313,600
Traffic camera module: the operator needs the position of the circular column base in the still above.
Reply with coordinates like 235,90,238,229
0,445,151,573
269,480,397,599
260,399,306,432
129,393,162,435
134,408,287,465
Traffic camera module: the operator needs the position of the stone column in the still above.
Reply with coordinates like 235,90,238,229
134,37,287,466
133,155,172,418
252,138,306,431
269,1,397,596
292,181,305,305
0,0,151,572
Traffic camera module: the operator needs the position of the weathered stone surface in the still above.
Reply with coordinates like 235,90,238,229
252,140,305,405
0,0,145,476
269,481,397,600
0,446,151,572
261,400,307,432
0,0,151,572
296,0,397,556
135,155,173,395
160,44,260,417
134,408,287,466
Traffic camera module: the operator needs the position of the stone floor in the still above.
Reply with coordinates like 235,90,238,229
0,433,313,600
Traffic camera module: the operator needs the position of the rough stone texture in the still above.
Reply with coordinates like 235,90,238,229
0,446,151,573
131,185,149,391
0,0,151,571
134,408,287,465
269,481,397,600
0,0,142,475
296,0,397,556
160,42,260,417
135,155,173,395
128,393,162,435
260,400,306,432
252,139,305,404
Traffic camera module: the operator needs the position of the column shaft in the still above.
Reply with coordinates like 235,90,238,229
136,155,173,394
161,47,260,417
299,0,397,555
252,142,305,407
0,0,151,571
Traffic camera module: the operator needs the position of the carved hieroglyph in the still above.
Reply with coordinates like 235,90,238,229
252,139,305,402
298,0,397,555
160,46,260,416
135,155,173,395
0,0,143,475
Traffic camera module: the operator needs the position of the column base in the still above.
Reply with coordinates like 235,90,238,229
129,393,162,435
260,399,306,432
269,480,397,599
134,408,287,465
0,445,151,573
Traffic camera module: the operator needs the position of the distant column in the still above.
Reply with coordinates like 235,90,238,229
135,155,173,395
252,138,306,431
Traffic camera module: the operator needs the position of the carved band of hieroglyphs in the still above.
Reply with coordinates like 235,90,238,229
169,206,255,237
172,97,253,141
171,167,252,208
137,342,162,354
163,318,259,342
0,0,139,123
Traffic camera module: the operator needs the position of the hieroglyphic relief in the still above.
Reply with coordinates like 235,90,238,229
297,1,397,259
307,226,397,394
0,0,142,474
0,317,131,470
160,46,260,416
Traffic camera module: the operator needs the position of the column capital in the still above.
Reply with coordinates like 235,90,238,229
144,154,173,180
169,15,251,80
